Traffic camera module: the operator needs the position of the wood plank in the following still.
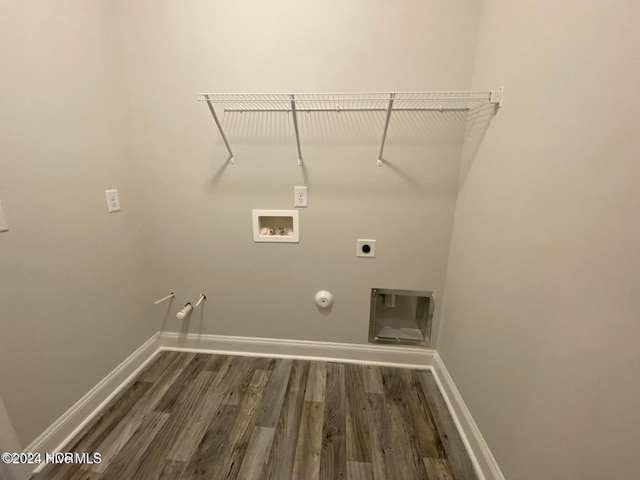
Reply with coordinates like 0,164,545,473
128,363,234,479
221,356,258,406
363,365,383,394
292,401,324,480
320,363,346,480
180,403,239,479
417,371,479,480
38,380,152,480
262,360,310,480
168,358,259,463
345,364,371,463
347,461,373,480
423,457,455,480
151,370,216,464
236,426,276,480
67,469,100,480
98,411,169,480
153,353,213,414
167,371,221,462
406,369,446,458
380,367,427,479
250,369,270,388
254,356,276,371
254,358,293,428
390,368,442,459
367,393,399,480
304,361,327,403
90,352,195,472
137,350,178,383
205,367,272,480
157,460,188,480
203,353,227,372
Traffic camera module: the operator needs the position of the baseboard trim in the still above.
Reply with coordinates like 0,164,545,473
432,352,505,480
25,332,162,475
157,332,435,369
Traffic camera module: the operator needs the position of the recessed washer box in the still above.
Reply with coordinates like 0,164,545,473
252,210,299,243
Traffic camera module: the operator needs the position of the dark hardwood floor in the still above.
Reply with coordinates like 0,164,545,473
34,351,477,480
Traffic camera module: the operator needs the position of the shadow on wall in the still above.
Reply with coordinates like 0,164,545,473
458,103,498,190
221,109,471,144
158,297,175,332
204,104,497,192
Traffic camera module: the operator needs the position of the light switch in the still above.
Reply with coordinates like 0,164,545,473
105,189,121,213
0,201,8,232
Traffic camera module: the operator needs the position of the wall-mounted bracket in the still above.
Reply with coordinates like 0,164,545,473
290,95,304,166
377,93,395,167
205,96,234,164
490,86,504,108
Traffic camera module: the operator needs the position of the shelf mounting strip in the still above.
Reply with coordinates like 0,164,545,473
198,88,503,166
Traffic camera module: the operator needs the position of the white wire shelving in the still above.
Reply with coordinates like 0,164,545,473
197,89,503,166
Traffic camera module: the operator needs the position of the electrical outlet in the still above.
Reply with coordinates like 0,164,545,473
294,186,307,207
356,239,376,258
105,189,121,213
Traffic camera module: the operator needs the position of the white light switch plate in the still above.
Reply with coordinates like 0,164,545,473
0,201,8,232
105,189,121,213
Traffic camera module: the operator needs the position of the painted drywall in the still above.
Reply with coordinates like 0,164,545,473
440,1,640,479
0,394,29,480
0,1,157,446
112,0,482,345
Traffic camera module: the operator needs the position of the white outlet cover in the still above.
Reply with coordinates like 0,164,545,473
356,239,376,258
294,186,307,207
105,189,121,213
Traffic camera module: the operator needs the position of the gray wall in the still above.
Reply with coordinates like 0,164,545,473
0,1,157,446
113,0,481,344
439,1,640,478
0,0,481,447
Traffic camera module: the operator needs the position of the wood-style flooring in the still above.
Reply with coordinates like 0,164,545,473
34,351,477,480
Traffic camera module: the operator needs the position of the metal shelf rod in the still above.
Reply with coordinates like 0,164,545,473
205,98,235,164
222,107,471,113
377,93,395,167
290,95,303,166
197,91,494,101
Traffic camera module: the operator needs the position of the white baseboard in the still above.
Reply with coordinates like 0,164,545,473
431,352,505,480
157,332,435,369
23,331,502,480
24,332,162,477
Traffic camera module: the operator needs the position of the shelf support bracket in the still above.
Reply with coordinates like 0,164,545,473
205,96,234,164
490,86,504,108
377,93,395,166
290,95,303,166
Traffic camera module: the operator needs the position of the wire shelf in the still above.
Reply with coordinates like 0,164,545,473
197,89,503,165
197,91,495,112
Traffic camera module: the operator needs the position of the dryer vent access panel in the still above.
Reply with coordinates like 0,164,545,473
369,289,435,346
